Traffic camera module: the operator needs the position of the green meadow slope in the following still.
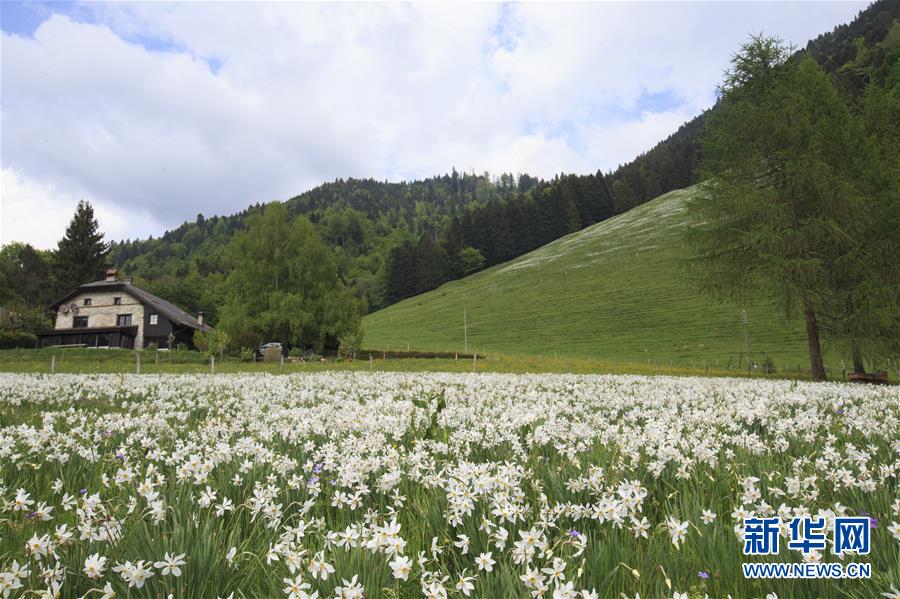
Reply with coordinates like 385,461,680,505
363,186,830,372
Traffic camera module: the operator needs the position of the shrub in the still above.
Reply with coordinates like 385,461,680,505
0,330,37,349
193,329,231,358
338,328,364,360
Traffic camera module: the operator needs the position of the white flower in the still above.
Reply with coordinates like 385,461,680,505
308,551,334,581
888,521,900,542
282,574,311,598
154,552,186,577
83,553,107,579
454,534,470,555
131,560,155,588
701,509,717,524
100,582,115,599
475,552,495,572
33,502,53,521
455,574,475,596
389,554,412,581
520,567,544,589
13,488,33,511
553,581,577,599
631,516,650,539
334,574,364,598
668,519,688,548
225,546,238,566
881,584,900,599
541,557,567,583
114,560,154,588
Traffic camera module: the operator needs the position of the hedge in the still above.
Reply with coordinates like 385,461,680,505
0,330,37,349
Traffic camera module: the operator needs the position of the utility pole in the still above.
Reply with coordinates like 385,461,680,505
463,307,468,354
741,309,750,374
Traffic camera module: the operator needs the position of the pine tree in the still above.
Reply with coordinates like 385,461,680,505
53,200,109,293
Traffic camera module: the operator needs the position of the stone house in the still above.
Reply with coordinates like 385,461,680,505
36,268,210,350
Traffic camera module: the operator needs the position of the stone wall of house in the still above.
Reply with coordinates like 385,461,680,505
55,290,145,349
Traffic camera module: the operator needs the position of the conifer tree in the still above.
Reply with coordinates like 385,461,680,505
53,200,109,293
687,36,865,381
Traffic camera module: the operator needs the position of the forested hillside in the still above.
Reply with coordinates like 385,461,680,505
3,0,892,333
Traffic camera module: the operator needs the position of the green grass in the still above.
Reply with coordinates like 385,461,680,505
0,347,848,381
363,186,886,376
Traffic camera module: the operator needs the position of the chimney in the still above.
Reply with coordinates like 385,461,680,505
197,311,204,326
105,268,118,282
124,277,134,284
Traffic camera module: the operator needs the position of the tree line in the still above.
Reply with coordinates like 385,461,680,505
0,201,109,342
380,173,615,304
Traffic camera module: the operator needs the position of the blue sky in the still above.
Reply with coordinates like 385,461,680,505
0,1,869,248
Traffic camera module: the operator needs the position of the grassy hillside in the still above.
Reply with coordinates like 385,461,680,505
363,186,834,373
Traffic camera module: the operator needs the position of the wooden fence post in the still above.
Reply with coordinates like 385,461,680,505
211,355,215,373
51,354,56,374
136,351,141,375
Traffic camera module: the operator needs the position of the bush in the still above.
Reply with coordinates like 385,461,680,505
193,329,231,358
0,330,37,349
240,347,256,362
338,328,364,360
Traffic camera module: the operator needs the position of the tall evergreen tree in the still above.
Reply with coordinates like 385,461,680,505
687,36,866,381
53,200,109,293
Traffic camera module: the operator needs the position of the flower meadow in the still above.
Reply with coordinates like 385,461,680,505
0,372,897,599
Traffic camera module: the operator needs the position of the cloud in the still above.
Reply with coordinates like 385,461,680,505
0,1,868,244
0,167,158,250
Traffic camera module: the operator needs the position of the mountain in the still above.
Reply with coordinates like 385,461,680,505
362,186,826,371
604,0,900,214
99,0,898,324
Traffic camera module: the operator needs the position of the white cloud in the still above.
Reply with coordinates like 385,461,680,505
0,167,159,250
0,1,868,245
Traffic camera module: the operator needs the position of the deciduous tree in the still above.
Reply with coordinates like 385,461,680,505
687,35,866,381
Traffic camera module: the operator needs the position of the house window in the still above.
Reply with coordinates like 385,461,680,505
113,297,122,305
149,314,158,325
73,316,89,328
83,298,92,306
117,314,132,327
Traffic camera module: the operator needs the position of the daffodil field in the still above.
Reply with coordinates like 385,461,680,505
0,372,898,599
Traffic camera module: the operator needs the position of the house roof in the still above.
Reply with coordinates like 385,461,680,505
51,280,211,332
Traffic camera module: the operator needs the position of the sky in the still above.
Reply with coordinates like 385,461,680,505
0,1,868,249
